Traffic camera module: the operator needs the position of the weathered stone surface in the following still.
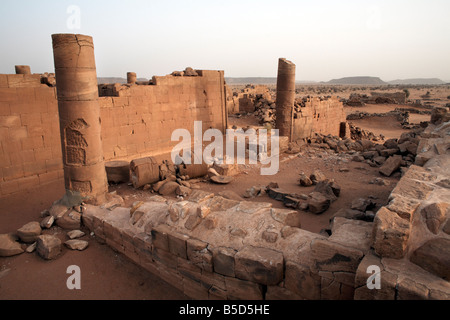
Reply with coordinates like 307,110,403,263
17,222,42,243
217,190,243,201
188,190,214,203
186,238,212,271
40,216,54,229
212,247,236,277
350,198,375,212
379,155,402,177
65,239,89,251
167,231,189,259
372,207,410,259
310,170,326,184
285,261,321,300
67,230,85,239
307,192,331,214
224,276,263,300
329,218,373,253
313,179,338,202
56,210,81,230
410,238,450,281
150,224,171,251
234,246,284,285
158,181,179,196
175,185,191,197
0,234,24,257
36,234,61,260
397,278,429,300
210,175,233,184
386,195,420,221
262,230,278,243
299,173,313,186
270,208,301,227
265,285,303,300
390,178,434,201
311,239,364,273
421,202,449,234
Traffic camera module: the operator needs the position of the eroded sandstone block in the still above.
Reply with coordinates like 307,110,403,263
234,246,284,286
372,207,410,259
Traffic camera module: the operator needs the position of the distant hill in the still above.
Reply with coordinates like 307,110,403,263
225,77,277,85
98,77,148,84
388,78,446,85
326,76,387,85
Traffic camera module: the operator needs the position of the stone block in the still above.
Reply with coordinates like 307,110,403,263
410,238,450,281
285,261,321,300
16,221,41,243
379,155,402,177
234,246,284,285
150,224,171,251
224,276,263,300
36,234,61,260
270,208,301,227
329,218,373,253
152,247,178,270
386,195,420,221
421,202,449,234
0,233,24,257
311,239,364,273
212,246,236,277
390,178,434,201
167,231,189,259
372,207,410,259
265,285,303,300
187,238,213,272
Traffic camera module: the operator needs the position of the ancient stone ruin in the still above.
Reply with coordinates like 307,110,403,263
0,33,449,300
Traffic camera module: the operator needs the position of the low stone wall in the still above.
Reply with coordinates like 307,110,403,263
292,97,347,140
83,189,375,300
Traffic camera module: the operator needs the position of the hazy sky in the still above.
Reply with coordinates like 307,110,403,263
1,0,449,81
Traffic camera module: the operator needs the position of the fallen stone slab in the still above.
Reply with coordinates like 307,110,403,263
307,192,331,214
210,175,234,184
36,235,61,260
0,233,24,257
56,210,81,230
17,222,42,243
379,155,402,177
67,230,85,239
65,239,89,251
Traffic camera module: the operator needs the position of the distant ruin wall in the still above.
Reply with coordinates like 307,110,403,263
292,97,346,140
0,71,227,197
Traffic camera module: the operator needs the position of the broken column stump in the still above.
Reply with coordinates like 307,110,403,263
105,160,130,184
52,33,108,204
276,58,296,140
130,157,160,188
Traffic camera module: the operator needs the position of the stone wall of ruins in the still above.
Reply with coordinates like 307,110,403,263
292,97,347,140
98,70,227,161
0,70,227,197
0,74,62,197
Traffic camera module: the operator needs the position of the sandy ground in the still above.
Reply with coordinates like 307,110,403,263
1,89,447,300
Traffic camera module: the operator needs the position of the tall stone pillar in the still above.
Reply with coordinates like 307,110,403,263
276,58,296,140
127,72,137,84
52,34,108,205
15,65,31,74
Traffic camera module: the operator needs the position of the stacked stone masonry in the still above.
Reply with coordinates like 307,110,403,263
292,97,347,140
0,70,227,197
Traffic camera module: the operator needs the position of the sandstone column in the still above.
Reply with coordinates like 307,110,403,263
52,34,108,204
15,65,31,74
127,72,137,84
276,58,296,140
